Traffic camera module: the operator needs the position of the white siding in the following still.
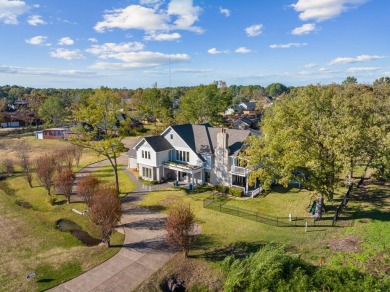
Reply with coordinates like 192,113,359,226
162,128,202,166
157,150,170,165
136,141,158,167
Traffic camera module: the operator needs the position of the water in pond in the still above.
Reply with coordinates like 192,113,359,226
56,219,101,246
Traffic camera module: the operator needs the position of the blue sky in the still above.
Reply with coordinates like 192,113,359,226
0,0,389,88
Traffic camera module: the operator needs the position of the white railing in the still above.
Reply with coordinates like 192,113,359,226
248,187,262,198
230,165,247,176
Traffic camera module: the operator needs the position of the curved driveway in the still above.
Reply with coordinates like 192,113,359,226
50,156,176,292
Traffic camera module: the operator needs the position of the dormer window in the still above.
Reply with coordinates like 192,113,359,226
142,150,151,159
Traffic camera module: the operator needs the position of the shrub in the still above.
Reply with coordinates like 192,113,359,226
215,184,229,193
229,187,244,197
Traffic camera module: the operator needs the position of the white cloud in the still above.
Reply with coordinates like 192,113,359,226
328,55,386,65
207,48,222,54
0,0,29,24
50,48,85,60
94,0,202,34
319,67,331,73
58,37,74,46
347,67,381,73
291,0,368,22
235,47,253,54
88,38,98,43
291,23,316,35
25,35,47,45
219,7,230,17
144,32,181,41
86,42,145,58
269,42,307,49
27,15,46,26
139,0,162,5
90,51,190,69
245,24,263,37
304,63,317,68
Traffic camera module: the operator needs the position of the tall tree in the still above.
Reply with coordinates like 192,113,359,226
342,76,357,85
246,84,388,199
72,87,126,194
89,185,121,247
373,77,390,86
266,83,289,97
176,84,231,124
38,96,67,126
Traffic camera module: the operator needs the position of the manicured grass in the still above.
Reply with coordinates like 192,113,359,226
139,180,390,270
90,164,137,197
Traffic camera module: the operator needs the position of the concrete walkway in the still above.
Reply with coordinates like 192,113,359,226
50,156,176,292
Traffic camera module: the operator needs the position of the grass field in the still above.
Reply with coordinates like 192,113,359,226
138,179,390,288
0,137,129,291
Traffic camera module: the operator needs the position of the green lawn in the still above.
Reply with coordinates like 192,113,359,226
139,181,390,269
0,137,128,291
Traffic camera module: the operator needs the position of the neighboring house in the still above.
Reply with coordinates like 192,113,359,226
127,123,262,196
239,101,256,111
35,127,73,140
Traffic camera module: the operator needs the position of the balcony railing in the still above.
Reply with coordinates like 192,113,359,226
230,165,248,176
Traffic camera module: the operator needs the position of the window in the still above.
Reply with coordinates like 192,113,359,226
142,167,152,178
170,133,173,139
176,150,190,162
141,150,151,159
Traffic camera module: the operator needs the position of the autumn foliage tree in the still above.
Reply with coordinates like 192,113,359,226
35,155,56,201
54,168,75,204
165,202,196,257
77,174,100,206
89,185,121,247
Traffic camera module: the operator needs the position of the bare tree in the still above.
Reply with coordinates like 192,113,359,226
71,145,83,167
77,174,99,206
54,168,75,204
165,202,196,257
89,185,121,247
15,140,33,188
35,155,56,199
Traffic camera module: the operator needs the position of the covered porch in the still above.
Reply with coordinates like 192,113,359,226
162,161,205,187
230,172,262,198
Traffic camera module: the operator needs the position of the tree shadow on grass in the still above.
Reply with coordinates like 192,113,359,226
195,240,266,262
36,278,53,283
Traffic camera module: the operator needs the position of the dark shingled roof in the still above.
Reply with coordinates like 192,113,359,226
170,124,250,157
144,136,173,152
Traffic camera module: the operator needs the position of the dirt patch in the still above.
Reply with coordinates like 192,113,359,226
136,254,224,292
327,236,361,253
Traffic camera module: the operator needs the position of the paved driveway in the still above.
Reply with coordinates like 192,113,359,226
50,157,176,292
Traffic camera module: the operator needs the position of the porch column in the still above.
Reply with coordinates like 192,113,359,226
191,170,194,186
162,166,165,178
246,176,249,194
176,170,179,181
230,173,233,187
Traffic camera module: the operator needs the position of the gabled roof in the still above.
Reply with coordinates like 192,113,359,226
133,135,173,153
169,124,250,157
239,101,256,111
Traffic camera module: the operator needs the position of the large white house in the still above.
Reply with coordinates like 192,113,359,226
127,124,261,196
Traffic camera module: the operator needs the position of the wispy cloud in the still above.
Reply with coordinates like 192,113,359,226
88,38,98,43
328,54,386,65
269,42,307,49
291,23,316,35
0,0,29,24
50,48,85,60
58,37,74,46
144,32,181,41
245,24,263,37
27,15,46,26
219,7,230,17
347,67,381,73
172,68,212,73
25,35,48,45
86,42,145,58
90,51,190,69
304,63,317,68
291,0,368,22
235,47,253,54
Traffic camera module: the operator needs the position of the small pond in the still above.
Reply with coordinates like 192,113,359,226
56,219,101,246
